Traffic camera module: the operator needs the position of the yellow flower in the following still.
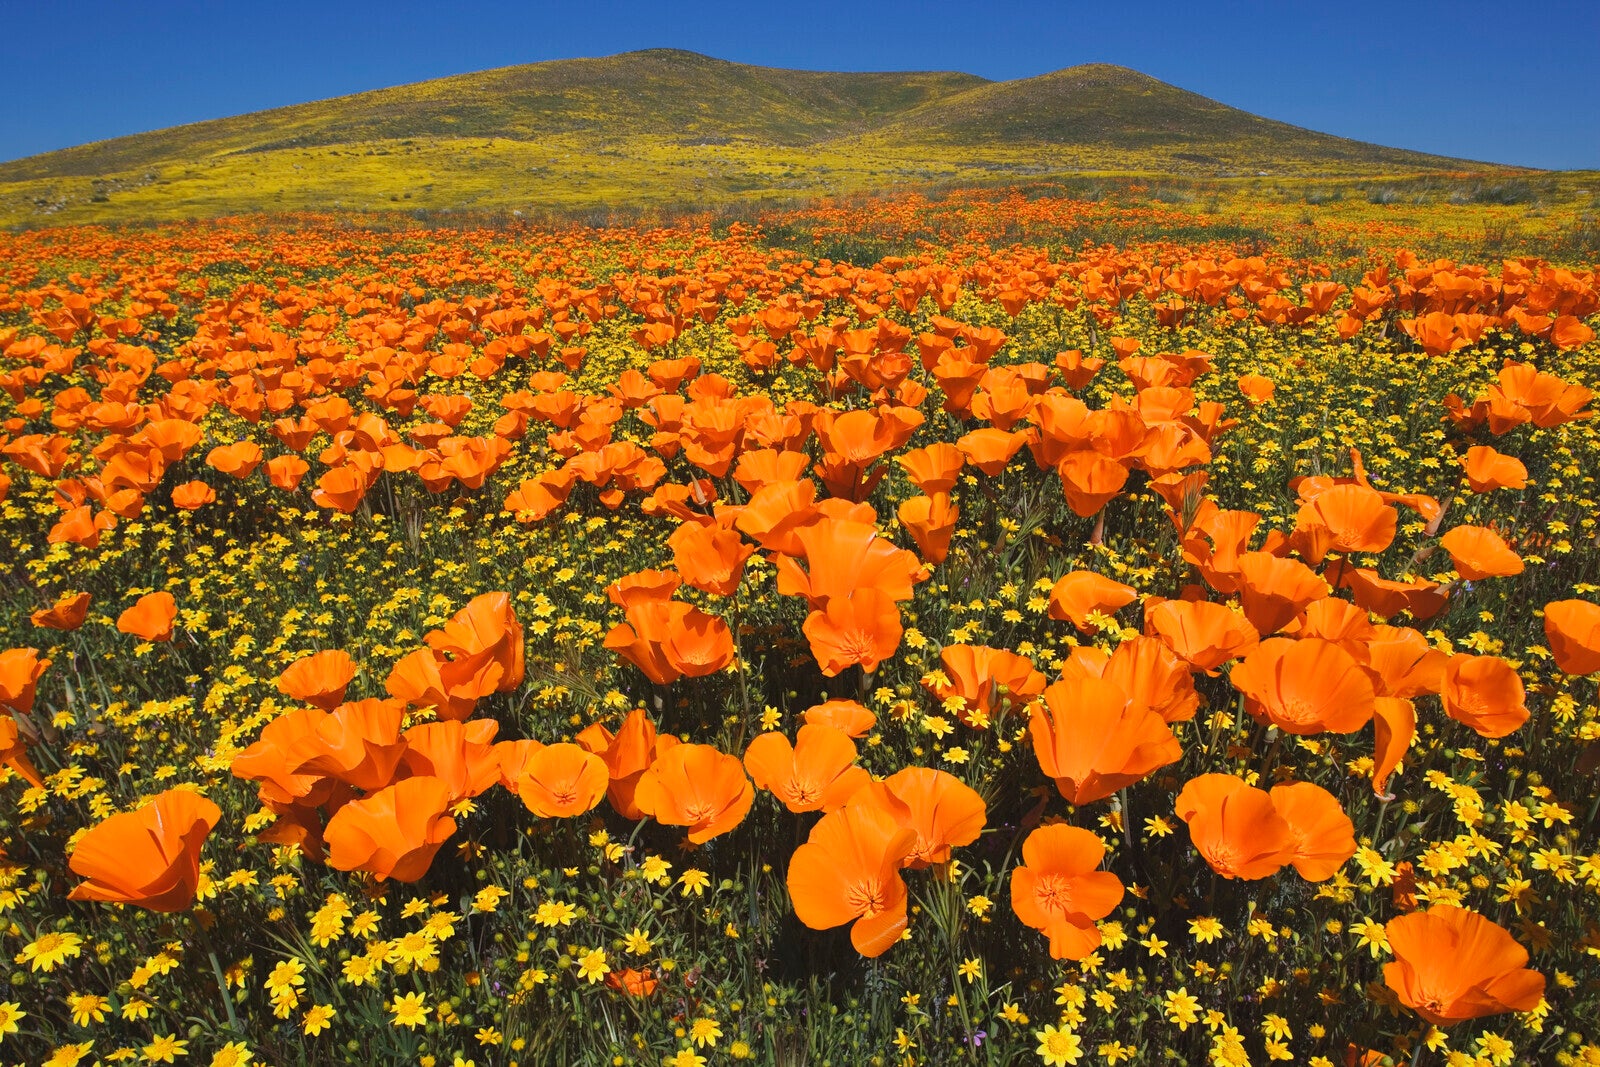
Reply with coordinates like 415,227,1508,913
577,947,610,984
302,1004,336,1036
1188,917,1225,944
390,992,429,1029
68,992,109,1026
958,957,982,983
44,1042,95,1067
666,1050,706,1067
0,1001,26,1042
1035,1023,1082,1065
999,1002,1030,1025
208,1042,252,1067
690,1018,722,1048
21,930,84,972
141,1034,188,1063
625,927,654,955
679,869,711,897
1163,987,1201,1030
533,900,577,927
471,886,509,914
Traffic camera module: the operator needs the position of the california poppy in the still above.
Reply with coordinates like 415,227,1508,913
506,741,609,818
925,644,1045,728
881,768,987,868
0,717,45,788
31,591,91,631
1372,696,1416,799
802,588,903,676
802,699,876,738
1440,654,1527,738
1544,599,1600,675
1147,599,1259,673
743,724,868,813
399,719,501,801
324,775,458,883
1063,636,1201,724
1010,823,1124,960
605,599,736,684
0,647,50,714
277,649,358,711
897,493,958,565
1439,525,1524,580
1235,552,1328,636
1047,571,1138,633
633,743,753,844
897,443,965,493
1230,638,1376,735
1030,676,1181,804
1294,484,1397,558
292,699,409,793
1461,446,1527,493
1174,774,1295,881
668,519,753,597
68,788,221,911
117,592,178,642
1268,781,1356,881
1383,906,1545,1026
786,786,917,957
424,592,525,696
1056,451,1129,517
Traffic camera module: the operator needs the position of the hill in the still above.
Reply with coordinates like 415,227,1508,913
0,49,1509,227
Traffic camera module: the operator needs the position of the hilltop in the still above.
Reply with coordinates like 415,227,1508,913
0,49,1508,226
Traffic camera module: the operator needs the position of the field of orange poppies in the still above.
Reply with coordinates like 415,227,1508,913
2,188,1599,1067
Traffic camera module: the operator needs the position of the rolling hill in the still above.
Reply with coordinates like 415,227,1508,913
0,49,1506,227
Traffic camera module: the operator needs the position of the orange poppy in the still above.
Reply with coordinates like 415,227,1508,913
505,741,609,818
67,788,221,911
1062,636,1201,723
1268,781,1356,881
576,707,682,819
1439,525,1523,580
206,440,264,479
1362,625,1447,698
774,517,922,610
1372,696,1416,799
384,647,481,721
0,717,45,788
399,719,502,801
881,767,987,868
277,649,358,711
31,591,91,631
1461,446,1527,493
0,647,51,714
1056,451,1129,517
1229,638,1376,735
605,599,736,684
117,592,178,642
925,644,1045,728
170,479,216,510
668,519,753,597
605,967,661,998
743,724,869,813
801,699,877,738
1383,906,1545,1026
1174,774,1295,881
1235,552,1328,636
1339,566,1448,621
1030,676,1181,805
633,743,753,843
424,592,525,696
1544,599,1600,675
786,786,917,957
1440,654,1527,738
1146,599,1259,673
956,427,1027,476
265,455,310,491
1047,571,1138,633
897,493,958,565
1236,373,1275,405
897,443,965,493
324,775,458,883
802,588,903,676
1009,823,1124,960
1294,484,1397,559
292,699,409,793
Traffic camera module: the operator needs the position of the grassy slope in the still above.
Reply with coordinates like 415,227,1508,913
0,49,1526,228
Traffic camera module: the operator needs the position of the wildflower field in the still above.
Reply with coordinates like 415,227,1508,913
2,187,1599,1067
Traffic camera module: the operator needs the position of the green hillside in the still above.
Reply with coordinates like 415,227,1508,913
0,49,1512,227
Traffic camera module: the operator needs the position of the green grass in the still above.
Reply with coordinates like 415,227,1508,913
0,49,1534,228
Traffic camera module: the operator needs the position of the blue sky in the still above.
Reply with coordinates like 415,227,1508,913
2,0,1596,169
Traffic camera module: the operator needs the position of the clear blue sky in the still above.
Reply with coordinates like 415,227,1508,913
2,0,1596,169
